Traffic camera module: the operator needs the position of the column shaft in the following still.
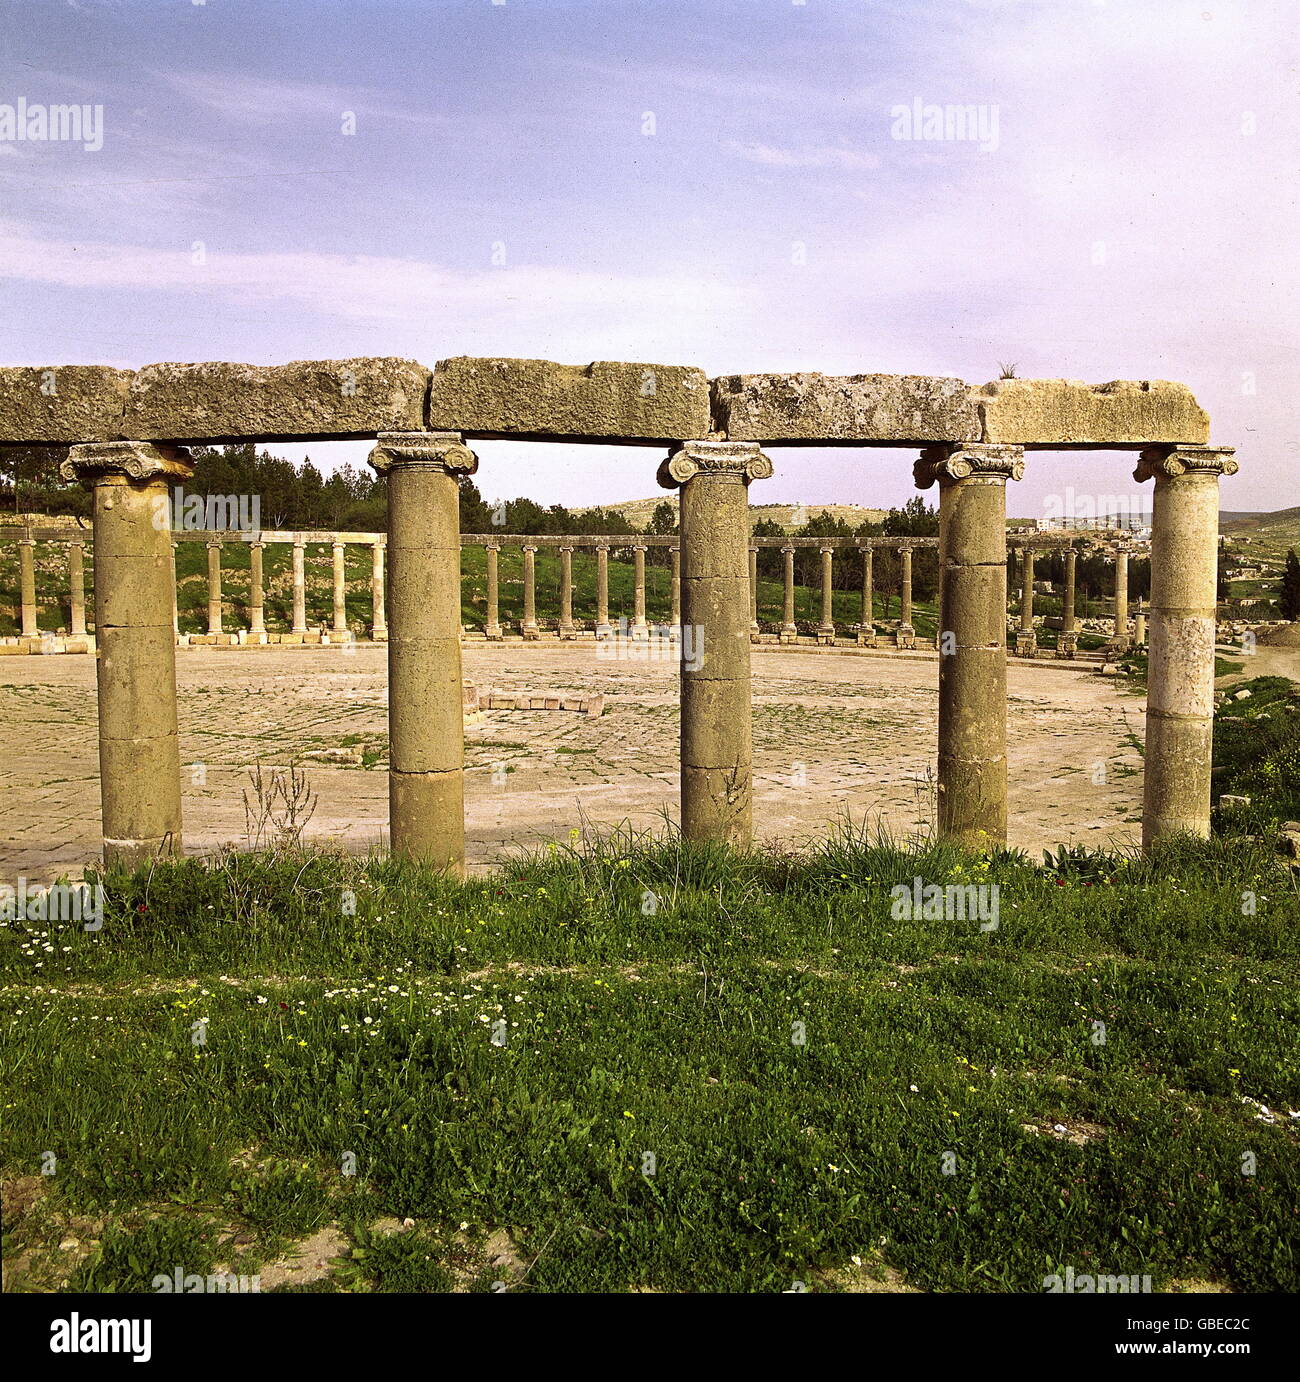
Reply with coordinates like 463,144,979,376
369,432,478,873
291,541,307,635
248,542,266,636
633,545,648,631
331,541,348,636
522,545,539,638
916,444,1023,848
596,545,610,635
206,541,223,636
66,442,192,866
817,547,835,643
371,541,387,640
748,546,759,637
1113,550,1130,646
660,441,772,847
670,545,682,628
559,546,576,636
780,546,796,641
68,541,87,637
485,544,501,639
18,539,37,637
1136,447,1237,847
858,546,875,646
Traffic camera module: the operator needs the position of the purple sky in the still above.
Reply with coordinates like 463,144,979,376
1,0,1295,517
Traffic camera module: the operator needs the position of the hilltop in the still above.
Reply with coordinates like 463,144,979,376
576,497,887,531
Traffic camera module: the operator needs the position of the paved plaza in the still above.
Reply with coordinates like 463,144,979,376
1,644,1145,880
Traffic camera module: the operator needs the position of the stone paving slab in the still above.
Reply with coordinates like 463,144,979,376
0,645,1144,882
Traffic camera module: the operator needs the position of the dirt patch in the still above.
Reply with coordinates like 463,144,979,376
257,1227,349,1290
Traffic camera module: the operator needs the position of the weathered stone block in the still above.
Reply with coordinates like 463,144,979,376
124,359,430,442
0,366,133,444
710,372,979,444
427,357,710,442
971,379,1209,448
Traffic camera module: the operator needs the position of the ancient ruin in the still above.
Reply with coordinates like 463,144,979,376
0,358,1235,869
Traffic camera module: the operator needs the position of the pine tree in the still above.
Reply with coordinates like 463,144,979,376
1280,548,1300,621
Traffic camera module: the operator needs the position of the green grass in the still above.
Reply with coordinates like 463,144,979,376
3,829,1297,1293
1212,675,1300,831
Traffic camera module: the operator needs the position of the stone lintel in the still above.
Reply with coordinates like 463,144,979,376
972,378,1210,448
428,357,711,443
126,358,430,443
711,372,979,444
0,365,135,444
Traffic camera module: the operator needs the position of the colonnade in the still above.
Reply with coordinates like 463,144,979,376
50,424,1233,870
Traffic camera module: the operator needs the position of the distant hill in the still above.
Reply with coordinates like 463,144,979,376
1221,506,1300,536
578,497,888,531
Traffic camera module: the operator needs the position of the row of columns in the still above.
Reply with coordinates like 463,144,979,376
62,434,1234,870
12,531,983,647
1015,541,1143,657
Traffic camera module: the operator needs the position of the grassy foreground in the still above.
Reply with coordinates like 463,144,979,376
2,829,1298,1294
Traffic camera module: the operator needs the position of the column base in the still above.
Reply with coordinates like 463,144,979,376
856,630,878,648
779,625,798,644
522,626,540,641
816,627,836,645
895,625,916,650
1015,632,1037,657
1057,632,1079,659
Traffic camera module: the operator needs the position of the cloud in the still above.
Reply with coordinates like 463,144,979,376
153,70,446,130
724,141,881,170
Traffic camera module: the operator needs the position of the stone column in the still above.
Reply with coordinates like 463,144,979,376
205,540,223,637
64,442,193,866
1134,445,1237,848
632,544,648,632
248,540,266,639
1134,602,1146,647
896,545,915,648
368,431,478,873
68,540,87,637
558,545,576,638
370,541,387,640
748,545,759,639
1113,548,1130,648
484,544,502,640
1016,547,1036,656
670,545,682,629
331,540,348,638
780,545,797,642
169,542,179,638
291,540,307,636
658,440,773,847
521,543,539,639
816,547,836,644
858,545,876,647
915,443,1024,849
18,538,37,637
1059,547,1078,658
595,544,610,636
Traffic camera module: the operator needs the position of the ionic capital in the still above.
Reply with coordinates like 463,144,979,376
63,441,194,486
368,430,478,477
1134,445,1237,483
914,442,1024,490
657,439,774,489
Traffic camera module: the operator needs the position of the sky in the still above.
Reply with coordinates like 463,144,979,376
1,0,1296,518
